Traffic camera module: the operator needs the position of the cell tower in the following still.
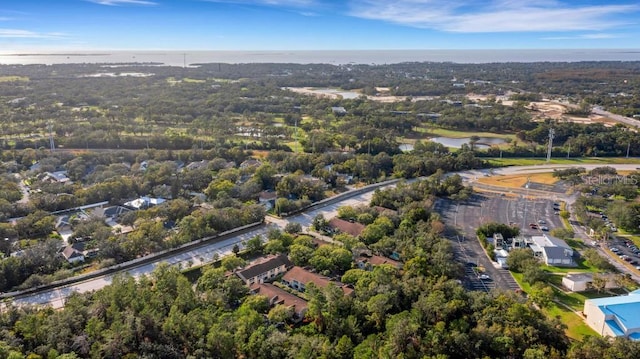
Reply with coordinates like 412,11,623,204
546,128,555,162
48,121,55,152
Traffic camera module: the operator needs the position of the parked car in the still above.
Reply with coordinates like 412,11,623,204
540,226,549,231
538,219,546,224
478,274,491,280
529,223,538,229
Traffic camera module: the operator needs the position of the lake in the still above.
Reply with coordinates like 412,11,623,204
399,136,507,151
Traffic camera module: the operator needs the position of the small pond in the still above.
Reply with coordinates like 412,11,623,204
399,137,507,152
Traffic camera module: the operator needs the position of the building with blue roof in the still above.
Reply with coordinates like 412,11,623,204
584,290,640,340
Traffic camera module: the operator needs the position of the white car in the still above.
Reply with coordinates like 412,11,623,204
478,274,491,280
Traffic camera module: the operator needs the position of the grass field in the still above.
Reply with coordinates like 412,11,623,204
477,172,559,188
544,303,598,341
0,76,29,82
488,157,640,167
511,272,597,341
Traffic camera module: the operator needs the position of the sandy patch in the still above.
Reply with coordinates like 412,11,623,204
477,172,559,188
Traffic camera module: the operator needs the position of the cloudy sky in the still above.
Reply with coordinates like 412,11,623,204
0,0,638,51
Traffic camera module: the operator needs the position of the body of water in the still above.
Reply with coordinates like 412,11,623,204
400,136,507,151
1,49,639,66
432,136,507,149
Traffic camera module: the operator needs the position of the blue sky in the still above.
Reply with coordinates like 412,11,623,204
0,0,638,51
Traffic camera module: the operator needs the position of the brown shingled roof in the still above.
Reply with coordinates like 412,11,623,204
251,283,308,312
282,266,354,296
328,217,365,237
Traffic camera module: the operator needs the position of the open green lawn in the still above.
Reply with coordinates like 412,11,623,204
183,78,206,83
544,303,598,341
488,157,640,167
0,76,29,82
511,271,600,340
544,258,599,273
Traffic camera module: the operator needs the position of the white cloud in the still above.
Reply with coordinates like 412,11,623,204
88,0,157,6
202,0,316,7
348,1,639,33
542,33,623,40
0,29,68,39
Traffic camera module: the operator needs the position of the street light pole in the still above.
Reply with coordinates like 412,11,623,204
546,128,555,162
627,142,631,158
521,178,530,232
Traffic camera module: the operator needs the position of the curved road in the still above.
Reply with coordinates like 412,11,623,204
9,186,388,309
8,163,639,308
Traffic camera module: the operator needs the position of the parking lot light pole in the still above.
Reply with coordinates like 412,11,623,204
521,179,530,232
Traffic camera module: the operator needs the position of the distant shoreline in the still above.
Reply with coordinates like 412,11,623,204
1,49,640,66
5,53,111,57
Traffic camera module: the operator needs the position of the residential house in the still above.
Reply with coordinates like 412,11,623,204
258,190,277,211
584,289,640,340
124,196,166,210
529,234,575,266
93,205,134,234
240,159,262,169
562,272,619,292
355,254,402,271
43,171,71,184
250,283,308,323
94,205,132,220
55,215,73,240
61,243,85,264
184,160,209,171
55,212,89,241
281,266,354,297
328,218,365,237
235,254,292,286
331,106,347,115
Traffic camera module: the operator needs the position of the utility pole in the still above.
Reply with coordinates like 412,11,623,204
627,142,631,158
48,121,55,152
294,119,298,153
521,178,530,232
546,128,555,162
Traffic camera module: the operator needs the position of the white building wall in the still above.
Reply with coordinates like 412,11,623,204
584,300,607,336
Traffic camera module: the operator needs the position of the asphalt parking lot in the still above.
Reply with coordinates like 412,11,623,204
608,237,640,268
436,193,566,292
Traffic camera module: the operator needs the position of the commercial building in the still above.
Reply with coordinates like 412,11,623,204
584,290,640,340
